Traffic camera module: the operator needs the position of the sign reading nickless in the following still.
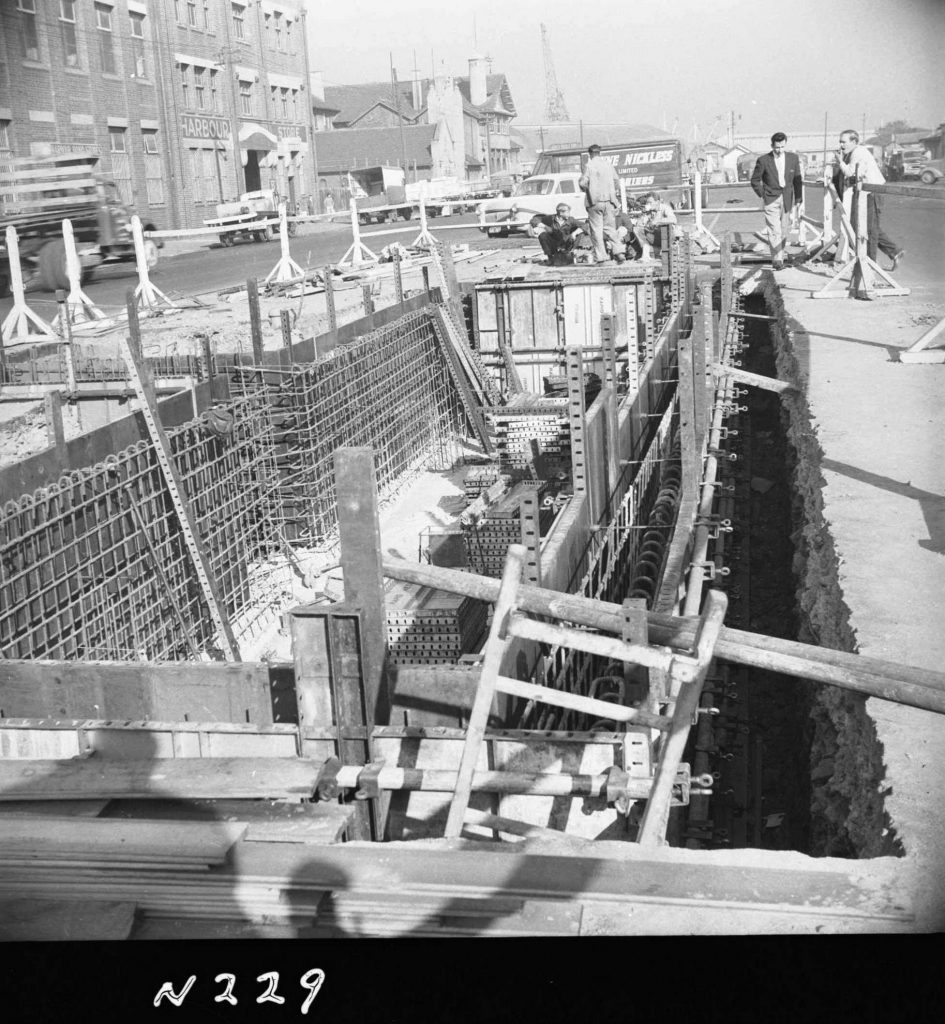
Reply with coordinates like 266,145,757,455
181,115,231,141
533,143,683,191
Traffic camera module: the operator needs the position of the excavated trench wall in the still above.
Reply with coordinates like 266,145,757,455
757,278,902,859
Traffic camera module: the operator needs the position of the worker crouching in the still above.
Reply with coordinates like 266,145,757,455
528,203,587,266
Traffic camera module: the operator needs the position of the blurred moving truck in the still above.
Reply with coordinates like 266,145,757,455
0,150,161,296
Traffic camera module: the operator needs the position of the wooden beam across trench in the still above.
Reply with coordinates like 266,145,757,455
382,558,945,716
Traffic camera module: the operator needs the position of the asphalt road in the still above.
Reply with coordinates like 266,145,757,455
2,182,942,324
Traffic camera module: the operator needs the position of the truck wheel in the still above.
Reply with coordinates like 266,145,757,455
143,238,159,269
287,221,298,237
255,226,273,243
920,170,937,185
39,239,72,291
219,234,234,247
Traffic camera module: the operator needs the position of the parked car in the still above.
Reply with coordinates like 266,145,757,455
918,159,944,185
477,172,586,236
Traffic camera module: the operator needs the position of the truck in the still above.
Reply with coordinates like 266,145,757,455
478,137,691,236
883,142,933,181
0,150,162,297
203,188,297,246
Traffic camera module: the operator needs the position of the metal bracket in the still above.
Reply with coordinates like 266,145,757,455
355,759,386,800
690,560,731,581
604,765,632,815
313,755,343,802
695,515,734,539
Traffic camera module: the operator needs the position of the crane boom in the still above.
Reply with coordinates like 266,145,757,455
540,23,570,123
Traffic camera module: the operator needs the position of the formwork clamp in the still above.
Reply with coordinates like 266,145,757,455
313,756,343,802
695,515,734,539
354,760,387,801
604,765,633,816
690,559,731,581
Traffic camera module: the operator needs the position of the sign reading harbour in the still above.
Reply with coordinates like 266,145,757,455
181,115,231,141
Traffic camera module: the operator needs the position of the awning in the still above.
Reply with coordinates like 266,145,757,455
241,131,276,152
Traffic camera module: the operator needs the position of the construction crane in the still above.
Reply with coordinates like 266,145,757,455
540,23,570,123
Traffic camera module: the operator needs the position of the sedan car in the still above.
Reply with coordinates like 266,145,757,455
478,172,586,236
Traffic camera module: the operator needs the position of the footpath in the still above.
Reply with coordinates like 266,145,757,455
761,255,945,929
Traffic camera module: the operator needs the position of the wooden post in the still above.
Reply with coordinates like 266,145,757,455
323,265,338,330
334,447,388,729
247,278,264,363
677,332,698,496
362,283,374,316
720,233,733,323
44,391,65,451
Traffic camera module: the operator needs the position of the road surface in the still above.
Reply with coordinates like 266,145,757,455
2,183,942,326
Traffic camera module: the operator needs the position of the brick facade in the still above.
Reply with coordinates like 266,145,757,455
0,0,314,229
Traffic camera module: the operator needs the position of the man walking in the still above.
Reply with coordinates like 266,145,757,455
578,144,621,264
750,132,803,270
833,129,904,271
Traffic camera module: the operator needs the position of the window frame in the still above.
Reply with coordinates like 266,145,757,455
108,127,127,155
59,0,80,68
17,0,40,63
193,66,206,110
232,3,245,40
95,3,117,75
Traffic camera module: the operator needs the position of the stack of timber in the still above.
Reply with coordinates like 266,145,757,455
0,753,588,938
489,396,571,472
0,151,100,228
385,580,488,666
462,481,553,577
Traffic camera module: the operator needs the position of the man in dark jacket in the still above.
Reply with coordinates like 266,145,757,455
750,132,804,269
528,203,586,265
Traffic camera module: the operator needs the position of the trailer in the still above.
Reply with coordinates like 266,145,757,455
0,151,162,296
345,167,501,224
203,189,297,247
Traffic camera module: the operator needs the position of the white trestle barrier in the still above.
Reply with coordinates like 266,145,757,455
0,225,56,345
691,171,719,253
132,215,175,311
52,218,106,329
412,180,436,248
337,198,378,268
264,204,305,284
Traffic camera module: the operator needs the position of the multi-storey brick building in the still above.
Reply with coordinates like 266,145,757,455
0,0,315,229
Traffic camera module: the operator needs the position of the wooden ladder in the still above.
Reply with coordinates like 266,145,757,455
444,545,728,843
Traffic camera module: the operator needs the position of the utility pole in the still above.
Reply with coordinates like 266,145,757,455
391,55,410,184
300,3,320,213
729,110,736,148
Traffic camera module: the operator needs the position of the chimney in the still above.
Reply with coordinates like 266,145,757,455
468,55,487,106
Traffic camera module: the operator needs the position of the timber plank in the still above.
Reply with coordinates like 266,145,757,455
0,757,319,801
0,899,136,941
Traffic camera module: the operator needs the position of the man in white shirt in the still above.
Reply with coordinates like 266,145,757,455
750,132,804,270
578,144,621,264
832,129,904,270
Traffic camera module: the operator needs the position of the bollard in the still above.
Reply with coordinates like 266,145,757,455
55,218,105,327
412,179,436,247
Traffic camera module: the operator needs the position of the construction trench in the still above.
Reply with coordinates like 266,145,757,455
0,235,939,938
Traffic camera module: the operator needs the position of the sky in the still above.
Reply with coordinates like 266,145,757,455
306,0,944,139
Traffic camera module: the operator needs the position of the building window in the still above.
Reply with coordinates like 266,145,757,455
187,1,197,28
274,14,283,51
210,69,220,112
280,88,288,119
59,0,79,68
292,90,299,122
194,67,205,110
180,65,190,108
143,131,164,206
95,4,116,75
232,3,244,40
18,0,40,62
109,128,126,154
130,12,146,78
202,149,220,204
264,13,271,44
285,19,293,54
202,0,211,31
174,1,183,23
108,128,132,204
239,80,254,116
0,121,11,154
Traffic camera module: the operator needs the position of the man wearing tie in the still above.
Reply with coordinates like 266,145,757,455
750,132,804,270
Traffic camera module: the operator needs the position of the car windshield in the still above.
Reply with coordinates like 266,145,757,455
514,178,556,196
